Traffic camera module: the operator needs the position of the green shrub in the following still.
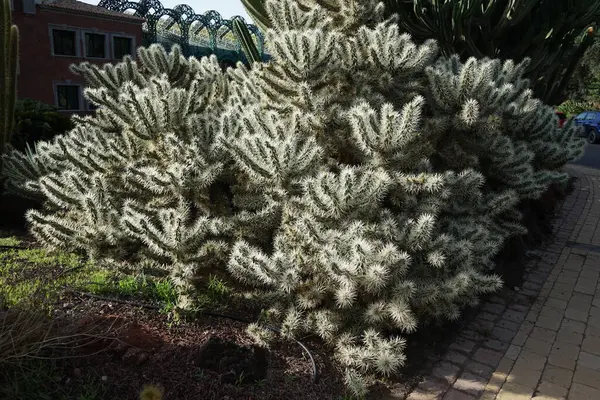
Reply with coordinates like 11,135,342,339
11,98,73,152
557,99,595,117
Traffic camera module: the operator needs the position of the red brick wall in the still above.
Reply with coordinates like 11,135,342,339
12,4,143,114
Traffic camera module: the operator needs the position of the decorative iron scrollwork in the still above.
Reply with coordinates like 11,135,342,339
97,0,266,63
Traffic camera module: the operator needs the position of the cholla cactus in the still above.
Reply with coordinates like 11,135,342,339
3,45,236,302
1,0,583,396
220,0,580,394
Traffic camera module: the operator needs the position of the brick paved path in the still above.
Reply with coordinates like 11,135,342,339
406,165,600,400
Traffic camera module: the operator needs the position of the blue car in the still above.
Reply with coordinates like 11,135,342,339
573,110,600,144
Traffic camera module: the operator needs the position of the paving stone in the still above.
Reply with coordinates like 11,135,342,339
550,288,573,302
548,344,579,371
432,361,461,384
482,303,507,315
442,388,475,400
561,318,586,334
530,326,558,343
491,327,516,342
461,330,486,342
470,319,496,333
577,351,600,372
464,360,494,378
453,372,487,398
511,331,529,347
480,312,498,322
524,337,553,357
406,388,444,400
531,395,566,400
473,348,504,368
585,325,600,337
568,293,593,310
536,380,569,398
510,303,531,313
565,308,589,322
514,350,547,372
524,281,543,292
581,336,600,356
496,356,516,376
526,310,540,322
503,309,528,324
541,365,574,388
445,351,468,366
496,318,521,332
483,339,510,353
556,327,584,346
479,391,498,400
506,345,522,361
540,306,565,320
573,365,600,390
449,338,477,355
496,381,535,400
568,382,600,399
411,377,449,400
545,297,568,310
575,283,596,295
536,315,562,331
507,362,543,388
485,369,510,395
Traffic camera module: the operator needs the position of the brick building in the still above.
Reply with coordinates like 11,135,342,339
11,0,144,114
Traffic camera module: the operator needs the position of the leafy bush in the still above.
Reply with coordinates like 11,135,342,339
1,0,584,395
11,98,73,152
557,99,595,117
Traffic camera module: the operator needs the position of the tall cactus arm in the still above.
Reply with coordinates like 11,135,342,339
0,0,19,192
233,18,262,65
0,0,8,155
7,24,18,140
240,0,271,33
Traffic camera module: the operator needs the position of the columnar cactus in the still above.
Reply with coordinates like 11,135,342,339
0,0,18,192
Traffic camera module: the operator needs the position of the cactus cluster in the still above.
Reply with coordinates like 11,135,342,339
0,0,18,193
238,0,599,105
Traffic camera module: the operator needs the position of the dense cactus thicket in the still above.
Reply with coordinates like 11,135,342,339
2,0,584,395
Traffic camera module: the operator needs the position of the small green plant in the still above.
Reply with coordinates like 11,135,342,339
0,236,20,246
207,274,229,300
139,384,163,400
194,368,206,380
235,371,246,386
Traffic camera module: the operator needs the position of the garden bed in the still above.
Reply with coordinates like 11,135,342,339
0,177,575,400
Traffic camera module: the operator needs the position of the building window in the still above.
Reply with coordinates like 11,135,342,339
52,29,77,56
87,101,98,111
56,85,81,110
85,32,106,58
113,36,133,60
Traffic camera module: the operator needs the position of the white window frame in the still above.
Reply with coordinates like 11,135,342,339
110,33,136,60
49,25,81,57
82,29,109,59
54,81,85,112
